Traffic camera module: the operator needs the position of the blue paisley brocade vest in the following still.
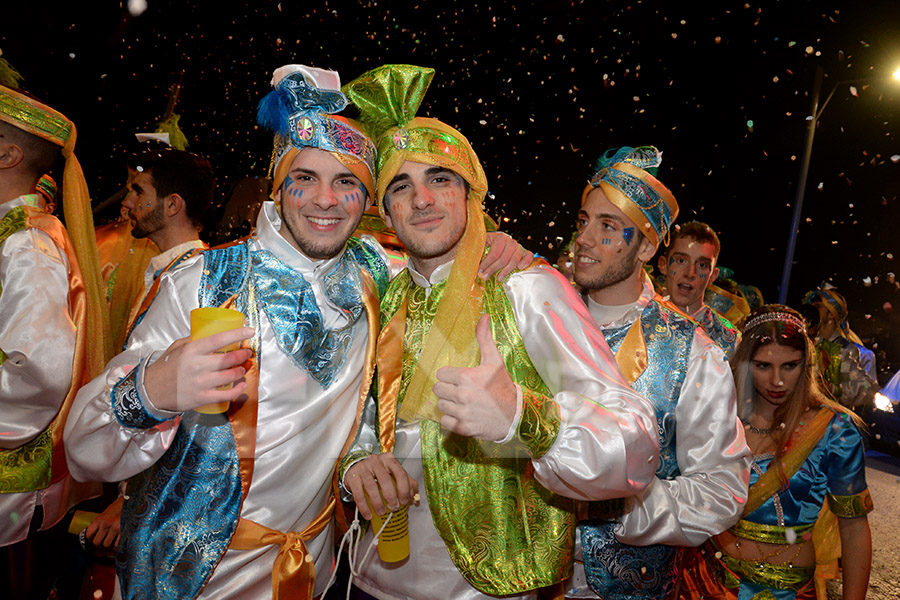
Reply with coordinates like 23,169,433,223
116,237,388,600
581,300,695,600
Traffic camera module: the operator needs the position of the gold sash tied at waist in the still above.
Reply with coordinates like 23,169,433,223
230,499,334,600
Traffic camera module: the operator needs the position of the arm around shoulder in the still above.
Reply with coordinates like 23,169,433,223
502,265,661,500
615,334,751,546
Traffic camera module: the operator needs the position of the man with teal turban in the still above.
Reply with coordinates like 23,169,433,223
338,65,662,600
570,146,750,600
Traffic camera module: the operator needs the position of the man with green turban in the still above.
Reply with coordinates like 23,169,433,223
339,65,661,600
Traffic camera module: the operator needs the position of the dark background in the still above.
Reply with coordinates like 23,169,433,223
4,0,900,376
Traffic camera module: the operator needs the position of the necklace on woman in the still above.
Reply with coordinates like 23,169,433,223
742,420,775,435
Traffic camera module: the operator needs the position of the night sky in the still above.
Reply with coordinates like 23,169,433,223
5,0,900,372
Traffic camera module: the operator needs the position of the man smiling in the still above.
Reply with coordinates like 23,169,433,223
657,221,740,358
339,65,660,600
64,64,530,600
65,64,386,600
569,147,749,600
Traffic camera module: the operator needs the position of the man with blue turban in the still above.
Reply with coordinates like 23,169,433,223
569,146,750,600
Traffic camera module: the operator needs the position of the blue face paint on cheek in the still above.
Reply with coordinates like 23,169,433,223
282,175,303,202
601,238,612,246
623,227,635,246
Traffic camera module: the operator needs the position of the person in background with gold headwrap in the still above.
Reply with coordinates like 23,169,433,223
339,64,661,600
64,63,528,600
656,220,741,359
802,286,877,412
0,84,109,598
568,147,750,600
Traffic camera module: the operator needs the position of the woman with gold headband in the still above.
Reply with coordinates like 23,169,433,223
679,305,873,600
339,65,661,600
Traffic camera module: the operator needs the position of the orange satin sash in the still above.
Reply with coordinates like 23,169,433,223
23,209,89,486
375,294,407,452
230,502,334,600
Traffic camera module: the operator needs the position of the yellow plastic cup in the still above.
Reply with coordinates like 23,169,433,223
190,307,246,414
366,490,410,563
68,510,99,535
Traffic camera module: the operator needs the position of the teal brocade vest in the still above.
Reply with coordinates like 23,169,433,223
581,299,695,600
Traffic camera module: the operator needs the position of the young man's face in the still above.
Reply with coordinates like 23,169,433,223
275,148,371,260
122,170,167,239
658,235,719,313
383,160,468,271
573,187,646,292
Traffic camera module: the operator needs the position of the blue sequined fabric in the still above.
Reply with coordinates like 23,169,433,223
582,299,695,599
111,363,165,429
251,248,362,389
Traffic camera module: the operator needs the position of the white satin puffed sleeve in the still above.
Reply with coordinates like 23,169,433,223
63,255,203,483
503,264,660,500
614,333,751,546
0,227,75,449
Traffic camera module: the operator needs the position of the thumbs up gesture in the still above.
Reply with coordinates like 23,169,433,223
433,314,518,441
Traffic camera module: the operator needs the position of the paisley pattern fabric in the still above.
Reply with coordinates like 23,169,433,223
582,298,695,600
200,236,388,389
581,521,682,600
118,410,242,600
111,363,165,429
117,234,389,600
378,271,574,595
0,427,51,493
252,248,362,388
600,300,694,479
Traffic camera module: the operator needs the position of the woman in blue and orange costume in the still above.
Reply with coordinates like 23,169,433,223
678,304,873,600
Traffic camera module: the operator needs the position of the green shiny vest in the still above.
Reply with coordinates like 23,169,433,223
0,206,53,493
380,270,574,595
